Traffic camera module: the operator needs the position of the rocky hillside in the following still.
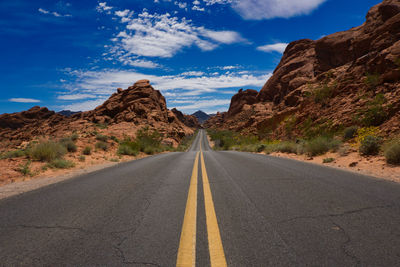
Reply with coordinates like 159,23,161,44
0,80,199,148
205,0,400,139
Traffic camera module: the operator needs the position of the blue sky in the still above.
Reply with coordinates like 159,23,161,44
0,0,381,114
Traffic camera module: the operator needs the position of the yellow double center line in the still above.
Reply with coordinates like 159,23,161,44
176,142,227,267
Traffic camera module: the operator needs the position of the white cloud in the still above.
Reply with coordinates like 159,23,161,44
9,98,41,103
257,43,288,53
180,71,205,76
38,8,71,17
120,58,160,68
61,98,108,112
175,1,188,9
203,0,233,5
232,0,327,20
97,2,113,12
110,11,245,58
57,94,97,100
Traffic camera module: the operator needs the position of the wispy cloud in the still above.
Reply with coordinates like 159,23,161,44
9,98,41,103
38,8,71,17
231,0,327,20
257,43,288,53
57,93,97,100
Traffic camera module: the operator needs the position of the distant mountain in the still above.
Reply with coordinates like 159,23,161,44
191,110,210,123
57,110,81,117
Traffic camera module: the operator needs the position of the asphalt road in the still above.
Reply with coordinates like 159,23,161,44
0,130,399,266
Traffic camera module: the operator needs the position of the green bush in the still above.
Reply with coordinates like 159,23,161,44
364,73,380,89
83,146,92,155
60,138,77,152
47,159,75,169
304,137,341,156
110,136,119,143
275,142,298,154
96,134,108,142
79,155,86,162
343,126,358,140
136,127,162,153
110,158,119,162
361,94,387,126
117,143,138,156
70,133,79,142
384,140,400,165
95,141,108,151
0,149,26,159
28,141,67,162
18,160,32,176
359,135,381,156
323,157,335,163
314,84,334,104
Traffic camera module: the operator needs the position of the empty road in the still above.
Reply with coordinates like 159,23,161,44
0,130,399,266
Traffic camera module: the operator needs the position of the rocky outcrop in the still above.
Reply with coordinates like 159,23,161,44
228,89,258,117
171,108,200,128
0,80,198,147
206,0,400,138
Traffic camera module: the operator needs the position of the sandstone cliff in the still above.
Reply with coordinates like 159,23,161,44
206,0,400,138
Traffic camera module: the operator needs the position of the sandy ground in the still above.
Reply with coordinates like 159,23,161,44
268,150,400,183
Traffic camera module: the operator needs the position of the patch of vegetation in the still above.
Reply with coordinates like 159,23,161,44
60,138,77,153
283,115,297,138
95,123,108,129
0,149,26,159
136,127,163,154
364,72,380,89
28,140,67,162
83,146,92,155
79,155,86,162
110,158,119,162
264,141,298,154
110,136,119,143
384,139,400,165
70,133,79,142
355,127,380,145
117,142,139,156
360,94,387,127
359,135,381,156
323,157,335,163
313,84,334,105
18,160,32,176
95,141,108,151
96,134,109,142
47,159,75,169
304,137,341,156
343,126,358,141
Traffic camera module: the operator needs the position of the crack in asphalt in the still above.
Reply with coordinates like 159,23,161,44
332,222,362,266
0,224,99,234
277,204,393,224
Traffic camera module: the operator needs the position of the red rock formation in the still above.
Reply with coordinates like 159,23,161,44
0,80,198,147
207,0,400,138
171,108,200,128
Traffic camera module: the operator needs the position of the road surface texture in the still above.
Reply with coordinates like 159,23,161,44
0,130,399,266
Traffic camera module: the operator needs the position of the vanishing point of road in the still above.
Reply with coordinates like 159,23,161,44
0,130,399,266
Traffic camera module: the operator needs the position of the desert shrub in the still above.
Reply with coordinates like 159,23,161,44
83,146,92,155
384,140,400,165
364,72,380,89
304,137,341,156
110,158,119,162
18,160,32,176
0,149,26,159
323,158,335,163
117,143,138,156
79,155,86,162
60,138,77,152
95,141,108,151
110,136,119,143
313,84,334,104
28,140,67,162
47,159,75,169
256,144,266,153
343,126,358,141
176,132,197,152
135,127,162,152
361,94,387,126
359,135,381,156
96,134,108,142
355,127,380,146
70,133,79,142
275,142,298,154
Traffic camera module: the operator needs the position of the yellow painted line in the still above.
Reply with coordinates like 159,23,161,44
177,151,200,267
200,150,227,267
